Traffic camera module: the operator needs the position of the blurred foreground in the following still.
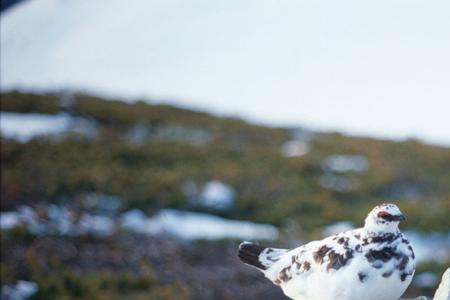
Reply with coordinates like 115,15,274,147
1,92,449,299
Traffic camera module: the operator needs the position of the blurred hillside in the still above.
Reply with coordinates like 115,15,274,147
1,91,449,233
1,92,449,299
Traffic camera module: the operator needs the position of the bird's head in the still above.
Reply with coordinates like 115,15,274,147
364,203,406,234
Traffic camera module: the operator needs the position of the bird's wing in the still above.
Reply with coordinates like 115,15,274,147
265,228,363,284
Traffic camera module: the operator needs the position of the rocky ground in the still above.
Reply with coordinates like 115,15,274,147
1,231,289,300
2,230,442,300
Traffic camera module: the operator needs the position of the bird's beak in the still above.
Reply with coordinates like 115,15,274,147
392,214,406,221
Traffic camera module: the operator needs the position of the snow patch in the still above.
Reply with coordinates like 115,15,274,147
0,112,71,142
77,214,116,236
121,209,278,241
1,205,278,241
321,155,369,173
0,205,115,237
1,280,38,300
281,140,310,157
0,211,21,230
199,181,235,210
183,180,236,211
0,112,98,142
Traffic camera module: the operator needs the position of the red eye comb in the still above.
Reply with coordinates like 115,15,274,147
377,211,390,218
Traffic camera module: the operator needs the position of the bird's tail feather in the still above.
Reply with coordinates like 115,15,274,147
238,242,287,271
238,242,268,270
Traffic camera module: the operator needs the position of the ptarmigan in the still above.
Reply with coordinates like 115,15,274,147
238,203,415,300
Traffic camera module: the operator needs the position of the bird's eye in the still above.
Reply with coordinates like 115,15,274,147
377,211,391,219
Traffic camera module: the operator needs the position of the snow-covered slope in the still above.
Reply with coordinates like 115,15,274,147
1,0,450,146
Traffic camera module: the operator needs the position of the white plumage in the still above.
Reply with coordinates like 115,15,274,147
238,203,416,300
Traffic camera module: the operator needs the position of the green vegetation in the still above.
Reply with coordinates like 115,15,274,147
1,92,450,234
20,242,190,300
30,272,190,300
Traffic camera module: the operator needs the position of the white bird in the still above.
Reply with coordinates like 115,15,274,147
238,203,416,300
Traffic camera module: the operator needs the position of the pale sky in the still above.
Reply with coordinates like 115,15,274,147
1,0,449,146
